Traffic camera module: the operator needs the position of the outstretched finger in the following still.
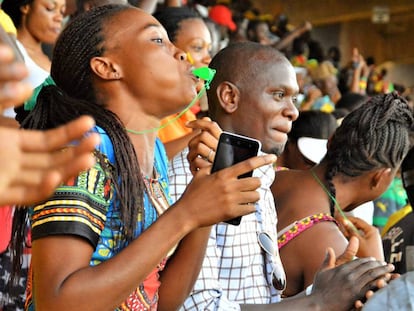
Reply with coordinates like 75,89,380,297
186,118,222,139
5,171,62,206
55,152,97,183
20,116,96,152
218,154,276,180
21,132,100,169
336,236,359,266
11,152,96,189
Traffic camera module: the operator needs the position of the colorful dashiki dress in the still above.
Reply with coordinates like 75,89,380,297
25,127,171,310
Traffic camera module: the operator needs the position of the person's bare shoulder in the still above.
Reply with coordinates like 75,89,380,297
273,169,319,224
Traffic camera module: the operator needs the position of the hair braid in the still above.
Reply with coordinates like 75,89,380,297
322,92,413,214
324,156,339,216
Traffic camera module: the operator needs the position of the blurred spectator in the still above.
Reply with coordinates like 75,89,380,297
307,60,341,112
294,66,323,111
208,4,236,50
247,19,279,45
382,145,414,275
327,46,341,70
373,174,408,232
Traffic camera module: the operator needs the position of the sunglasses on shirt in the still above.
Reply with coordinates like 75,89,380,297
258,231,287,291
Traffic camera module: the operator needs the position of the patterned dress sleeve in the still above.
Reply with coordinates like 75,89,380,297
30,154,113,248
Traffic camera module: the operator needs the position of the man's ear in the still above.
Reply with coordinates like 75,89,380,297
90,56,122,80
216,81,240,113
371,167,392,189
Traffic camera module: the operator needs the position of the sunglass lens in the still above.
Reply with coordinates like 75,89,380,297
258,232,274,255
272,268,286,291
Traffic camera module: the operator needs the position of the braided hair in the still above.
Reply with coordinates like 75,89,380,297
321,91,414,215
2,0,33,29
12,4,145,281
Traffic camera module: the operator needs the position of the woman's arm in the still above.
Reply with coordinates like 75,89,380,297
32,153,275,310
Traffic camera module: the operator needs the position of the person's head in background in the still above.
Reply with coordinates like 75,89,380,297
2,0,65,47
208,4,236,50
327,46,341,69
277,110,337,170
207,41,299,156
246,19,278,46
74,0,127,16
308,60,342,104
154,6,211,70
202,17,221,57
154,6,211,117
320,91,413,213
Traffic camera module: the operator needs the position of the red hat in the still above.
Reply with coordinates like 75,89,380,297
209,5,236,31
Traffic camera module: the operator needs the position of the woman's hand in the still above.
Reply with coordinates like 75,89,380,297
186,117,222,174
337,215,384,261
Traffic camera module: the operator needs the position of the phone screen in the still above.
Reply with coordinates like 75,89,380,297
211,132,261,225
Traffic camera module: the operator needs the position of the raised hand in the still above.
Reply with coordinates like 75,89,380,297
0,116,100,205
312,247,393,311
338,215,384,261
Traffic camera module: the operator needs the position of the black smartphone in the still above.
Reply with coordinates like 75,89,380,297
211,131,261,225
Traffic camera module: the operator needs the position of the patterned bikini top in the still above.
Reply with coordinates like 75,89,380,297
277,213,338,250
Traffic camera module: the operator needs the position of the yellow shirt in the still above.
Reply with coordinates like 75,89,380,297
0,9,17,35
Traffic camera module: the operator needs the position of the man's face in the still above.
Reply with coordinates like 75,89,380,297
233,60,299,155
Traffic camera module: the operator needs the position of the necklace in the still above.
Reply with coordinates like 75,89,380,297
141,169,170,216
141,168,179,257
310,168,360,235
